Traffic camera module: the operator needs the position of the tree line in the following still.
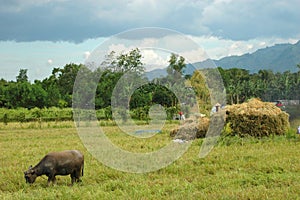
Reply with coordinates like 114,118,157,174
0,48,299,114
219,66,300,104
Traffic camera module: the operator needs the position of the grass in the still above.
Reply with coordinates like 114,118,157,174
0,121,300,199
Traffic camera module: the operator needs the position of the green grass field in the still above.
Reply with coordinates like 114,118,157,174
0,121,299,200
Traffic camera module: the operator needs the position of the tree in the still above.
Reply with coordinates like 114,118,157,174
293,64,300,99
0,79,8,107
152,85,176,107
16,69,28,82
129,83,154,109
55,63,82,107
116,48,144,74
4,81,47,108
40,79,61,107
219,68,250,104
166,53,186,80
95,49,146,111
95,70,123,109
102,51,117,71
190,70,209,102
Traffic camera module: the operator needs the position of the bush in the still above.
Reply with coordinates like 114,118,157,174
166,106,178,120
130,106,150,121
0,107,73,123
104,106,112,120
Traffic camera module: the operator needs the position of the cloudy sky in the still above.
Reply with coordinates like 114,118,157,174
0,0,300,81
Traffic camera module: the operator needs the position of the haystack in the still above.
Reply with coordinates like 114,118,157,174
225,98,289,137
170,115,210,140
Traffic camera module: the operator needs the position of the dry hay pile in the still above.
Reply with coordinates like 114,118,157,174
170,115,210,140
225,98,290,137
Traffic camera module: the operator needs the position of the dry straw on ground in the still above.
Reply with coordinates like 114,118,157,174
225,98,289,137
170,115,210,140
170,98,290,139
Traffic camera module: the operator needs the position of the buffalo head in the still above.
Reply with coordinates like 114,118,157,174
24,165,37,184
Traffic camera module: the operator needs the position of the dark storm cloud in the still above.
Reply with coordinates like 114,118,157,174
201,0,300,40
0,0,299,42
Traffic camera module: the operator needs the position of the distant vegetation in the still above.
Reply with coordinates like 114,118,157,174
218,66,300,104
0,48,300,122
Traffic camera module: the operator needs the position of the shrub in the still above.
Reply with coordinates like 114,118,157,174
3,113,8,125
130,106,150,121
166,106,178,120
104,106,112,120
0,107,73,122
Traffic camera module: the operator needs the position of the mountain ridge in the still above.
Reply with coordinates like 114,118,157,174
213,40,300,72
146,40,300,80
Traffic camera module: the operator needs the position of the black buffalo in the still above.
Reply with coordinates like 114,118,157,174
24,150,84,186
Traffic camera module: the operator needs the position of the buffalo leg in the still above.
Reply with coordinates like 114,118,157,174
71,174,76,185
47,174,56,186
52,176,57,185
71,170,82,184
75,169,82,182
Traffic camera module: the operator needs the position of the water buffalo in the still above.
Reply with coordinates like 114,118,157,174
24,150,84,186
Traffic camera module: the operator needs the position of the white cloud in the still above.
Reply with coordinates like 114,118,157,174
141,49,169,71
140,38,159,48
101,32,206,70
259,42,266,46
107,43,131,54
1,30,299,81
187,35,299,59
105,43,170,71
47,59,53,65
179,48,208,63
247,44,253,50
84,51,91,59
89,30,300,71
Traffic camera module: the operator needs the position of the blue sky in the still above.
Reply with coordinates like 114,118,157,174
0,0,300,81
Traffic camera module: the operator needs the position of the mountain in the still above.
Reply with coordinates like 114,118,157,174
145,40,300,79
145,68,168,80
213,40,300,73
145,61,216,80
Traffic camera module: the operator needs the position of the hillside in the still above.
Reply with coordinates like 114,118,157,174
214,40,300,73
146,40,300,79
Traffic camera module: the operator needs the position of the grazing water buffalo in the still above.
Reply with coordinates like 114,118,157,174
24,150,84,186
